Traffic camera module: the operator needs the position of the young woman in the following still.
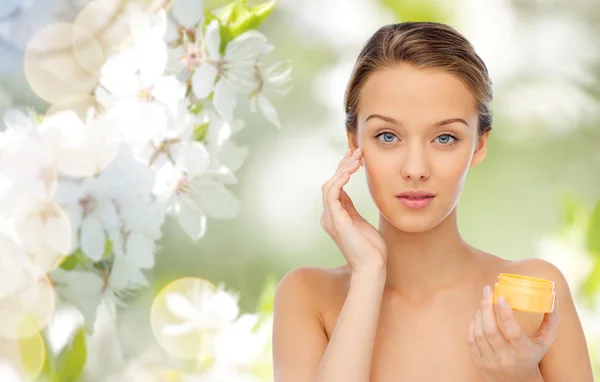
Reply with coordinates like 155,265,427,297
272,22,594,382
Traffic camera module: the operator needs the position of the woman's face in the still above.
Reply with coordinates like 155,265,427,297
349,63,489,233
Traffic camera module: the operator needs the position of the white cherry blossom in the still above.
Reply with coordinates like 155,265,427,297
191,20,270,121
248,59,293,129
162,280,239,336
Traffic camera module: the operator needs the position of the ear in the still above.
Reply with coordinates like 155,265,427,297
470,130,490,168
346,130,358,151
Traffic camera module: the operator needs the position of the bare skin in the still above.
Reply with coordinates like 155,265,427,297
272,64,594,381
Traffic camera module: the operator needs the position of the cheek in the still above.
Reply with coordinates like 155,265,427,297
433,152,472,187
362,155,395,204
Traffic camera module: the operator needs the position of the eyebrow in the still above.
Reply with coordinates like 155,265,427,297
365,114,470,128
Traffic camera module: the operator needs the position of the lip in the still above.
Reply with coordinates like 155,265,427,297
395,189,436,210
396,189,436,198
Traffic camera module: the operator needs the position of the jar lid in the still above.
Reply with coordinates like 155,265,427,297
494,273,556,313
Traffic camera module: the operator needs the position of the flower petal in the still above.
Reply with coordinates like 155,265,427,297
164,18,179,44
152,75,186,104
204,20,221,60
125,232,155,269
162,322,194,336
218,141,248,172
191,63,218,99
165,291,195,319
80,216,105,261
177,202,207,241
99,52,141,97
54,181,84,205
177,142,210,175
197,184,240,219
43,202,72,257
257,93,282,129
224,30,268,64
140,43,168,87
172,0,205,29
213,78,237,121
99,201,119,230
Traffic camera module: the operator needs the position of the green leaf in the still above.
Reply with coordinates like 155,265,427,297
193,121,210,142
53,327,87,382
60,238,113,271
59,255,78,271
103,239,113,259
189,101,205,115
586,199,600,256
229,1,275,38
59,249,92,271
582,260,600,310
216,2,237,25
255,275,277,315
213,0,276,49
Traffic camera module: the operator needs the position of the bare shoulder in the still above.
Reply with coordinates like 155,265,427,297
504,257,570,291
274,265,351,310
504,258,594,381
477,251,568,286
272,265,352,382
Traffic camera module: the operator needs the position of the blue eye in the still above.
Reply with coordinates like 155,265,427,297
434,134,458,145
376,132,398,143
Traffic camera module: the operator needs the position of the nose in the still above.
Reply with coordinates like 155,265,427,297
400,144,430,181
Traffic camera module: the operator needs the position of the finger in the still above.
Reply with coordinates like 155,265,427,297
336,148,361,172
328,150,362,209
340,189,364,220
467,315,482,359
480,286,509,352
496,296,530,348
321,161,349,208
531,295,560,344
326,170,351,215
473,309,495,358
338,155,361,176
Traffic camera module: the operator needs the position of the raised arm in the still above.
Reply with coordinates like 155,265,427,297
272,147,389,382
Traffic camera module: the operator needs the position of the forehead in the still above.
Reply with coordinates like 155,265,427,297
358,64,477,123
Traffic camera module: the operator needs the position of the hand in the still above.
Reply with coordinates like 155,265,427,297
467,285,560,382
320,147,387,273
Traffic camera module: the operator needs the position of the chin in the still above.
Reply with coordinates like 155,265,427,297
379,198,457,233
387,214,439,233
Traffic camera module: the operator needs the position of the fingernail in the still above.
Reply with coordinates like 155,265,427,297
498,296,510,309
353,148,360,154
482,285,491,298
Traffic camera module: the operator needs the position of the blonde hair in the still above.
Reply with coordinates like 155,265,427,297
344,22,493,135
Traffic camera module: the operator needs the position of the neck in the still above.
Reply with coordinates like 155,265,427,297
379,207,479,301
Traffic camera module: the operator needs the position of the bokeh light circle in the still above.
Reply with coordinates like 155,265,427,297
24,23,103,104
0,258,56,340
150,277,223,360
46,94,101,119
74,0,135,60
0,331,46,381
